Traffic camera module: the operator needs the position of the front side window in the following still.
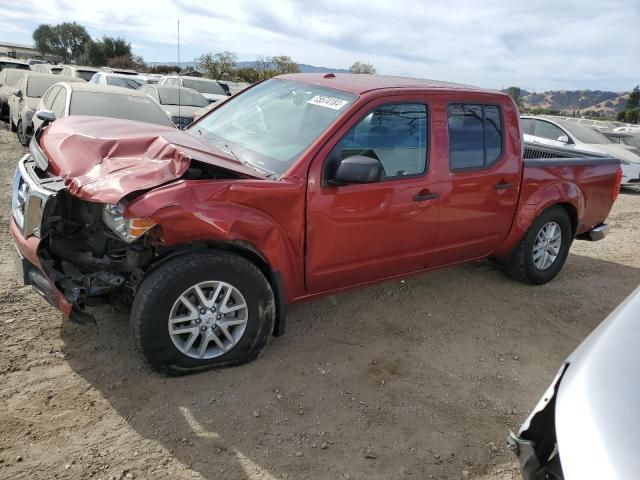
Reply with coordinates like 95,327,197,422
51,89,67,118
335,103,428,179
191,79,357,176
448,103,503,170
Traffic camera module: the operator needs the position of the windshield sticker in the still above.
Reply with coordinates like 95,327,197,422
307,95,349,110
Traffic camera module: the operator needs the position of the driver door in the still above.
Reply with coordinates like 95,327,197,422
305,99,440,294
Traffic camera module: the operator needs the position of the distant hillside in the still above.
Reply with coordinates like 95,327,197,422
519,89,629,115
150,60,349,74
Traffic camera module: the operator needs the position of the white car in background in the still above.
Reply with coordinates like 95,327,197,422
138,84,208,128
158,75,230,103
521,115,640,187
32,82,175,132
59,65,99,82
89,72,145,90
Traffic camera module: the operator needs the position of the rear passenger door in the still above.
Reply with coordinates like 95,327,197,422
432,103,520,266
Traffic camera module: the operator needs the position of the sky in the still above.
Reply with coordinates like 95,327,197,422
0,0,638,92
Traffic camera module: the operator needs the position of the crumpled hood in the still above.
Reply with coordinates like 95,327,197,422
39,115,262,204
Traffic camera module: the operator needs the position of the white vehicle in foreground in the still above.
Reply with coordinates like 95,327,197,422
510,286,640,479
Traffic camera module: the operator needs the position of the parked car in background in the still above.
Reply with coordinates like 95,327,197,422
0,56,29,71
159,75,230,102
522,115,640,187
31,64,63,75
0,68,26,120
217,80,251,95
8,72,83,145
32,83,175,132
59,65,99,81
89,72,144,90
100,67,139,76
10,74,621,373
602,131,640,150
191,101,218,122
26,59,46,67
510,285,640,480
138,85,208,129
139,73,162,84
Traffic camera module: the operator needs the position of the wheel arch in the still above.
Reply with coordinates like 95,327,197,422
143,240,287,337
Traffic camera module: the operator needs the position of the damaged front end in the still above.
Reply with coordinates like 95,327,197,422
11,123,253,323
12,151,158,322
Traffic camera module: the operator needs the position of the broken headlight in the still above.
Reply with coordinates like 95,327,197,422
102,203,156,243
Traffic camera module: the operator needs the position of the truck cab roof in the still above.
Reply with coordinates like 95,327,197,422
278,73,501,96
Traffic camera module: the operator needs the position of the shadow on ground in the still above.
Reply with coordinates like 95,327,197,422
61,254,640,479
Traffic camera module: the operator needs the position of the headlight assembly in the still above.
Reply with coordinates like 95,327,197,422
102,203,156,243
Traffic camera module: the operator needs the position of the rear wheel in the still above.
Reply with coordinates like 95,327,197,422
131,250,276,375
500,206,572,285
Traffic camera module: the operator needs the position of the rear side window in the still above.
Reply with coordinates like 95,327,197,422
448,104,503,170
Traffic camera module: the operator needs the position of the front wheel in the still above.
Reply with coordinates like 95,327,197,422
500,206,572,285
131,251,276,375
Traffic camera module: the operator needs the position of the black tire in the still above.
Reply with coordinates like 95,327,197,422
17,120,29,146
500,206,572,285
131,250,275,375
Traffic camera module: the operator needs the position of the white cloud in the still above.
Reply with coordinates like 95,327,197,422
1,0,638,90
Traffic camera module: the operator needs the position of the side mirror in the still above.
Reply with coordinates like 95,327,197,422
330,155,383,185
35,110,56,126
557,135,569,143
13,89,22,98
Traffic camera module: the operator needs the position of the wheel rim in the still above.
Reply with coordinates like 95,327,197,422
533,221,562,270
168,281,248,359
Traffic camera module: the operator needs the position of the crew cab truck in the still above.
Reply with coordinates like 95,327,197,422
11,74,621,373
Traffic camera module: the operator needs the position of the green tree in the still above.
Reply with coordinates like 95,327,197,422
271,55,300,75
32,22,90,63
196,51,237,80
617,86,640,124
234,67,260,83
349,61,376,74
84,36,133,67
505,86,522,107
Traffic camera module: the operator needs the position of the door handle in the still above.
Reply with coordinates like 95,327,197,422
494,182,513,190
413,192,439,202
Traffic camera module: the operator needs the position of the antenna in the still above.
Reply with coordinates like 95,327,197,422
177,18,181,125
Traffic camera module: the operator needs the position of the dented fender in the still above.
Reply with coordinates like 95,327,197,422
125,178,307,302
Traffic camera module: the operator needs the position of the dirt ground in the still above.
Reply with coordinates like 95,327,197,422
0,124,639,480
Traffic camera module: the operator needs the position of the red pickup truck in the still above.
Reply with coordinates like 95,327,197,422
11,74,621,373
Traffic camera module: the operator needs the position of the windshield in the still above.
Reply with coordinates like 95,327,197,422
76,70,97,81
26,77,61,98
158,88,208,107
70,91,174,127
106,76,143,89
560,121,611,144
183,78,226,95
191,79,358,176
